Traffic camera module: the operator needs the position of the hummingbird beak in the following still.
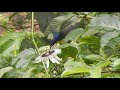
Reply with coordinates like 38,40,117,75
49,45,52,52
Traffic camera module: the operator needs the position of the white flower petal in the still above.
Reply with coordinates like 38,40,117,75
34,56,42,63
34,59,41,63
42,57,49,67
52,49,61,55
49,55,60,64
45,59,49,68
35,56,42,61
52,55,62,61
48,56,56,63
34,47,62,68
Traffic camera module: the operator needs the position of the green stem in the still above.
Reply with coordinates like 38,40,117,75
31,12,49,76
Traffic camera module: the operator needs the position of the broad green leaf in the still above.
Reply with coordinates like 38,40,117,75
64,59,88,69
88,14,120,31
22,68,35,78
0,38,22,57
82,29,99,38
105,36,120,51
61,60,89,78
79,35,100,54
0,32,25,46
90,67,101,78
64,28,85,42
0,32,26,57
61,67,89,78
80,35,100,46
90,60,111,78
95,60,111,68
100,48,107,59
60,42,81,58
16,58,29,69
83,55,105,62
11,48,36,68
101,31,120,47
113,59,120,69
0,67,13,78
44,14,75,36
60,45,78,59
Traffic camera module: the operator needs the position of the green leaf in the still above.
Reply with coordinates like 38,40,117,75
60,45,79,59
0,67,13,78
0,32,25,46
83,55,105,62
82,29,99,38
113,59,120,69
0,32,26,57
61,67,89,78
44,14,75,36
106,36,120,50
101,31,120,47
88,14,120,31
79,35,100,54
90,60,111,78
64,28,85,42
80,35,100,46
61,60,89,78
11,48,36,69
100,48,107,59
22,68,35,78
95,60,111,68
90,67,101,78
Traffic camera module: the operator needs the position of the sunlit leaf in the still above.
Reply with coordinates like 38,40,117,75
113,59,120,69
88,14,120,31
90,60,111,78
11,48,36,68
83,54,105,62
95,60,111,68
101,31,120,47
61,60,89,78
82,29,99,38
0,67,13,78
60,45,78,59
0,32,26,57
80,35,100,46
64,28,85,42
90,67,101,78
100,48,107,59
22,68,35,78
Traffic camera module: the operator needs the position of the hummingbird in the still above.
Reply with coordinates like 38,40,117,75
49,19,81,50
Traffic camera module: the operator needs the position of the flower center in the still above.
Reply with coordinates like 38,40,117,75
42,50,55,57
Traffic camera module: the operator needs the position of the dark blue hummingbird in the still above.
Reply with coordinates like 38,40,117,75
49,19,81,47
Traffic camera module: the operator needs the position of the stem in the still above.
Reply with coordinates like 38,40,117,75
31,12,49,76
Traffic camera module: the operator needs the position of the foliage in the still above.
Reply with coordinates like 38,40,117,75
1,12,120,78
